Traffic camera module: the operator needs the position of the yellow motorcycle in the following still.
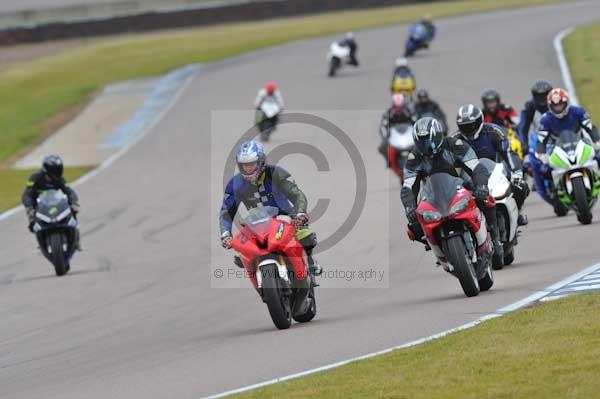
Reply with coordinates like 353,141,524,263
391,75,416,101
507,127,524,160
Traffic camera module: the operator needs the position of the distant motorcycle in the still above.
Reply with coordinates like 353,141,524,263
257,98,281,142
327,42,351,77
383,122,414,181
391,73,416,101
231,206,317,329
31,189,78,276
411,173,494,297
482,159,519,269
507,127,524,160
405,22,435,57
546,130,600,224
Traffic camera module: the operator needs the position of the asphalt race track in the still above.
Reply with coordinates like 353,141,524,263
1,2,600,398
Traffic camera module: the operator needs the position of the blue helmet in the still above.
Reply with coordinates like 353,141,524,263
236,140,266,182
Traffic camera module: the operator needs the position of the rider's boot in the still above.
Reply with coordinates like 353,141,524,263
292,276,312,318
300,234,322,278
74,229,82,251
517,213,529,226
431,244,450,272
477,234,494,258
233,255,244,269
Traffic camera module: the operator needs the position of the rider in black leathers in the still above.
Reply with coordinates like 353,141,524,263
401,117,493,264
414,89,447,134
378,93,416,161
455,104,529,227
22,154,81,250
338,32,359,66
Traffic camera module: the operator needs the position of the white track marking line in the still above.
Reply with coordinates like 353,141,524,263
554,27,580,106
204,262,600,399
0,67,197,223
204,26,592,397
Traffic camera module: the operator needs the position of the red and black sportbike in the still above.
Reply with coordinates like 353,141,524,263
410,173,494,297
231,206,317,329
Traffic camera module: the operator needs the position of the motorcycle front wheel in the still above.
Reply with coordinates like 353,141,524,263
49,232,68,276
293,285,316,323
445,235,480,297
261,264,292,329
572,176,593,225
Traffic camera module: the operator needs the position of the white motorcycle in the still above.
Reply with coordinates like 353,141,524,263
383,123,414,180
258,98,282,142
486,161,520,269
326,42,351,77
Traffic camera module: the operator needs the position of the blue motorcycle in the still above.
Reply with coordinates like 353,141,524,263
529,133,569,216
405,22,435,57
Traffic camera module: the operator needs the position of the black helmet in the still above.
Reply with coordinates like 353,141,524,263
456,104,484,139
42,154,64,179
413,117,444,157
417,89,429,104
531,80,553,109
481,89,500,113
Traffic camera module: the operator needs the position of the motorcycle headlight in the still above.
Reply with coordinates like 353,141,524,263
418,209,442,223
450,197,470,215
35,212,52,223
56,208,71,222
493,184,512,200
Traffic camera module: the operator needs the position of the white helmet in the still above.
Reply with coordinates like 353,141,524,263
346,31,355,40
395,57,408,67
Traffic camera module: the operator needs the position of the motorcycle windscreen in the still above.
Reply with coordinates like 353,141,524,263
556,130,580,153
260,100,280,119
36,189,69,216
388,124,414,149
240,206,279,235
420,173,464,216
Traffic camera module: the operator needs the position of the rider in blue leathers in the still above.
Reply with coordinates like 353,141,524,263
455,105,529,227
520,80,553,204
518,80,553,154
219,140,321,276
535,88,600,208
536,88,600,158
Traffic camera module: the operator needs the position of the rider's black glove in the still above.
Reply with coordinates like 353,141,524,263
26,207,35,221
292,212,309,229
221,231,233,249
406,208,424,241
473,185,489,202
406,207,418,225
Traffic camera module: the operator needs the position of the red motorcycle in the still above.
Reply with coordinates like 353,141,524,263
381,122,414,182
411,173,494,297
231,206,317,329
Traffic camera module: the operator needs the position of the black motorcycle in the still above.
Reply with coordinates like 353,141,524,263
31,189,78,276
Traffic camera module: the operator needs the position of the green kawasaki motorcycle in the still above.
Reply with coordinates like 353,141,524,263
548,130,600,224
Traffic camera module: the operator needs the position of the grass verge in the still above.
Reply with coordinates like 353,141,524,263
564,21,600,119
0,167,91,212
229,291,600,399
0,0,569,164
